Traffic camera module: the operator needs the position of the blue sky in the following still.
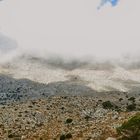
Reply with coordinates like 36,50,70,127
98,0,119,9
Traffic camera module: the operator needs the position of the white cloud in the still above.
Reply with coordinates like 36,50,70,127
0,0,140,59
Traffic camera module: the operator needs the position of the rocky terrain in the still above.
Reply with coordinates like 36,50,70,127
0,74,139,140
0,95,139,140
0,56,140,140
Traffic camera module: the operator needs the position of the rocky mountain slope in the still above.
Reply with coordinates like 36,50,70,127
0,56,140,140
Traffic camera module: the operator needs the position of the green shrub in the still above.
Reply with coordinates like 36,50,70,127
65,133,72,139
60,134,66,140
60,133,72,140
102,101,118,110
102,101,113,109
126,104,136,111
8,134,14,138
117,113,140,140
128,97,135,102
119,98,123,102
65,118,73,124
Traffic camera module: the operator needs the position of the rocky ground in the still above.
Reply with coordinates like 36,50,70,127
0,95,139,140
0,56,140,140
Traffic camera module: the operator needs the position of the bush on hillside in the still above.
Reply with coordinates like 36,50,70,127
117,113,140,140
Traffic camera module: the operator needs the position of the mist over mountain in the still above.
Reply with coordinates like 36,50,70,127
0,34,16,52
0,0,140,93
0,1,140,140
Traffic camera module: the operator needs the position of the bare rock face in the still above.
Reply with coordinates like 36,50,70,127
0,74,97,104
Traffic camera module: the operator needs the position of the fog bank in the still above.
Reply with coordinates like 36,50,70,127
0,0,140,61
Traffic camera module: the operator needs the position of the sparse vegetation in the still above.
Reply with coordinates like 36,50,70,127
102,101,120,112
60,133,72,140
102,101,114,109
102,101,119,110
119,98,123,102
126,95,128,98
0,93,139,140
84,115,91,121
117,113,140,140
128,97,135,102
126,103,136,111
8,134,14,138
65,133,72,139
60,134,66,140
66,118,73,124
